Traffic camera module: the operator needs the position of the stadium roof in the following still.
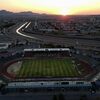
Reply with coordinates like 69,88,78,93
24,48,70,52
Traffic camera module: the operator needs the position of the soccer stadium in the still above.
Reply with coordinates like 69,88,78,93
0,47,98,94
2,48,95,81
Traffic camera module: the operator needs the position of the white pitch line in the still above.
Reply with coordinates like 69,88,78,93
16,22,40,40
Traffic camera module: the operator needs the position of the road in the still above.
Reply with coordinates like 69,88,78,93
3,21,100,49
16,22,40,40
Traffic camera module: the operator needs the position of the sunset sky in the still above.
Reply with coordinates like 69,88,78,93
0,0,100,15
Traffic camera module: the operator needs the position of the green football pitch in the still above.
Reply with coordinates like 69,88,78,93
16,58,80,78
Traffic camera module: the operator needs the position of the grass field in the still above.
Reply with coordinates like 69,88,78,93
16,58,80,78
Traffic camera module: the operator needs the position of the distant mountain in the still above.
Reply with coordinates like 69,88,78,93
0,10,13,15
0,10,42,16
17,11,39,16
0,10,61,20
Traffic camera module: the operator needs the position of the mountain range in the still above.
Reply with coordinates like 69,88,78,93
0,10,63,20
0,10,42,16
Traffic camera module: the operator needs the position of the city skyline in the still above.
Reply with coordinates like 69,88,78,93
0,0,100,15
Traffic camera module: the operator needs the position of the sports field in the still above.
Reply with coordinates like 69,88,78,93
16,58,80,78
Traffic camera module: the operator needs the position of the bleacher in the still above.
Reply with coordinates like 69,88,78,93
24,48,70,59
24,51,70,58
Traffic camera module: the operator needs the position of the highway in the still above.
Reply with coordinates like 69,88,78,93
3,22,41,43
16,22,39,40
2,21,100,49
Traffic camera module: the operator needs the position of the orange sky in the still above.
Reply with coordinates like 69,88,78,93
0,0,100,15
